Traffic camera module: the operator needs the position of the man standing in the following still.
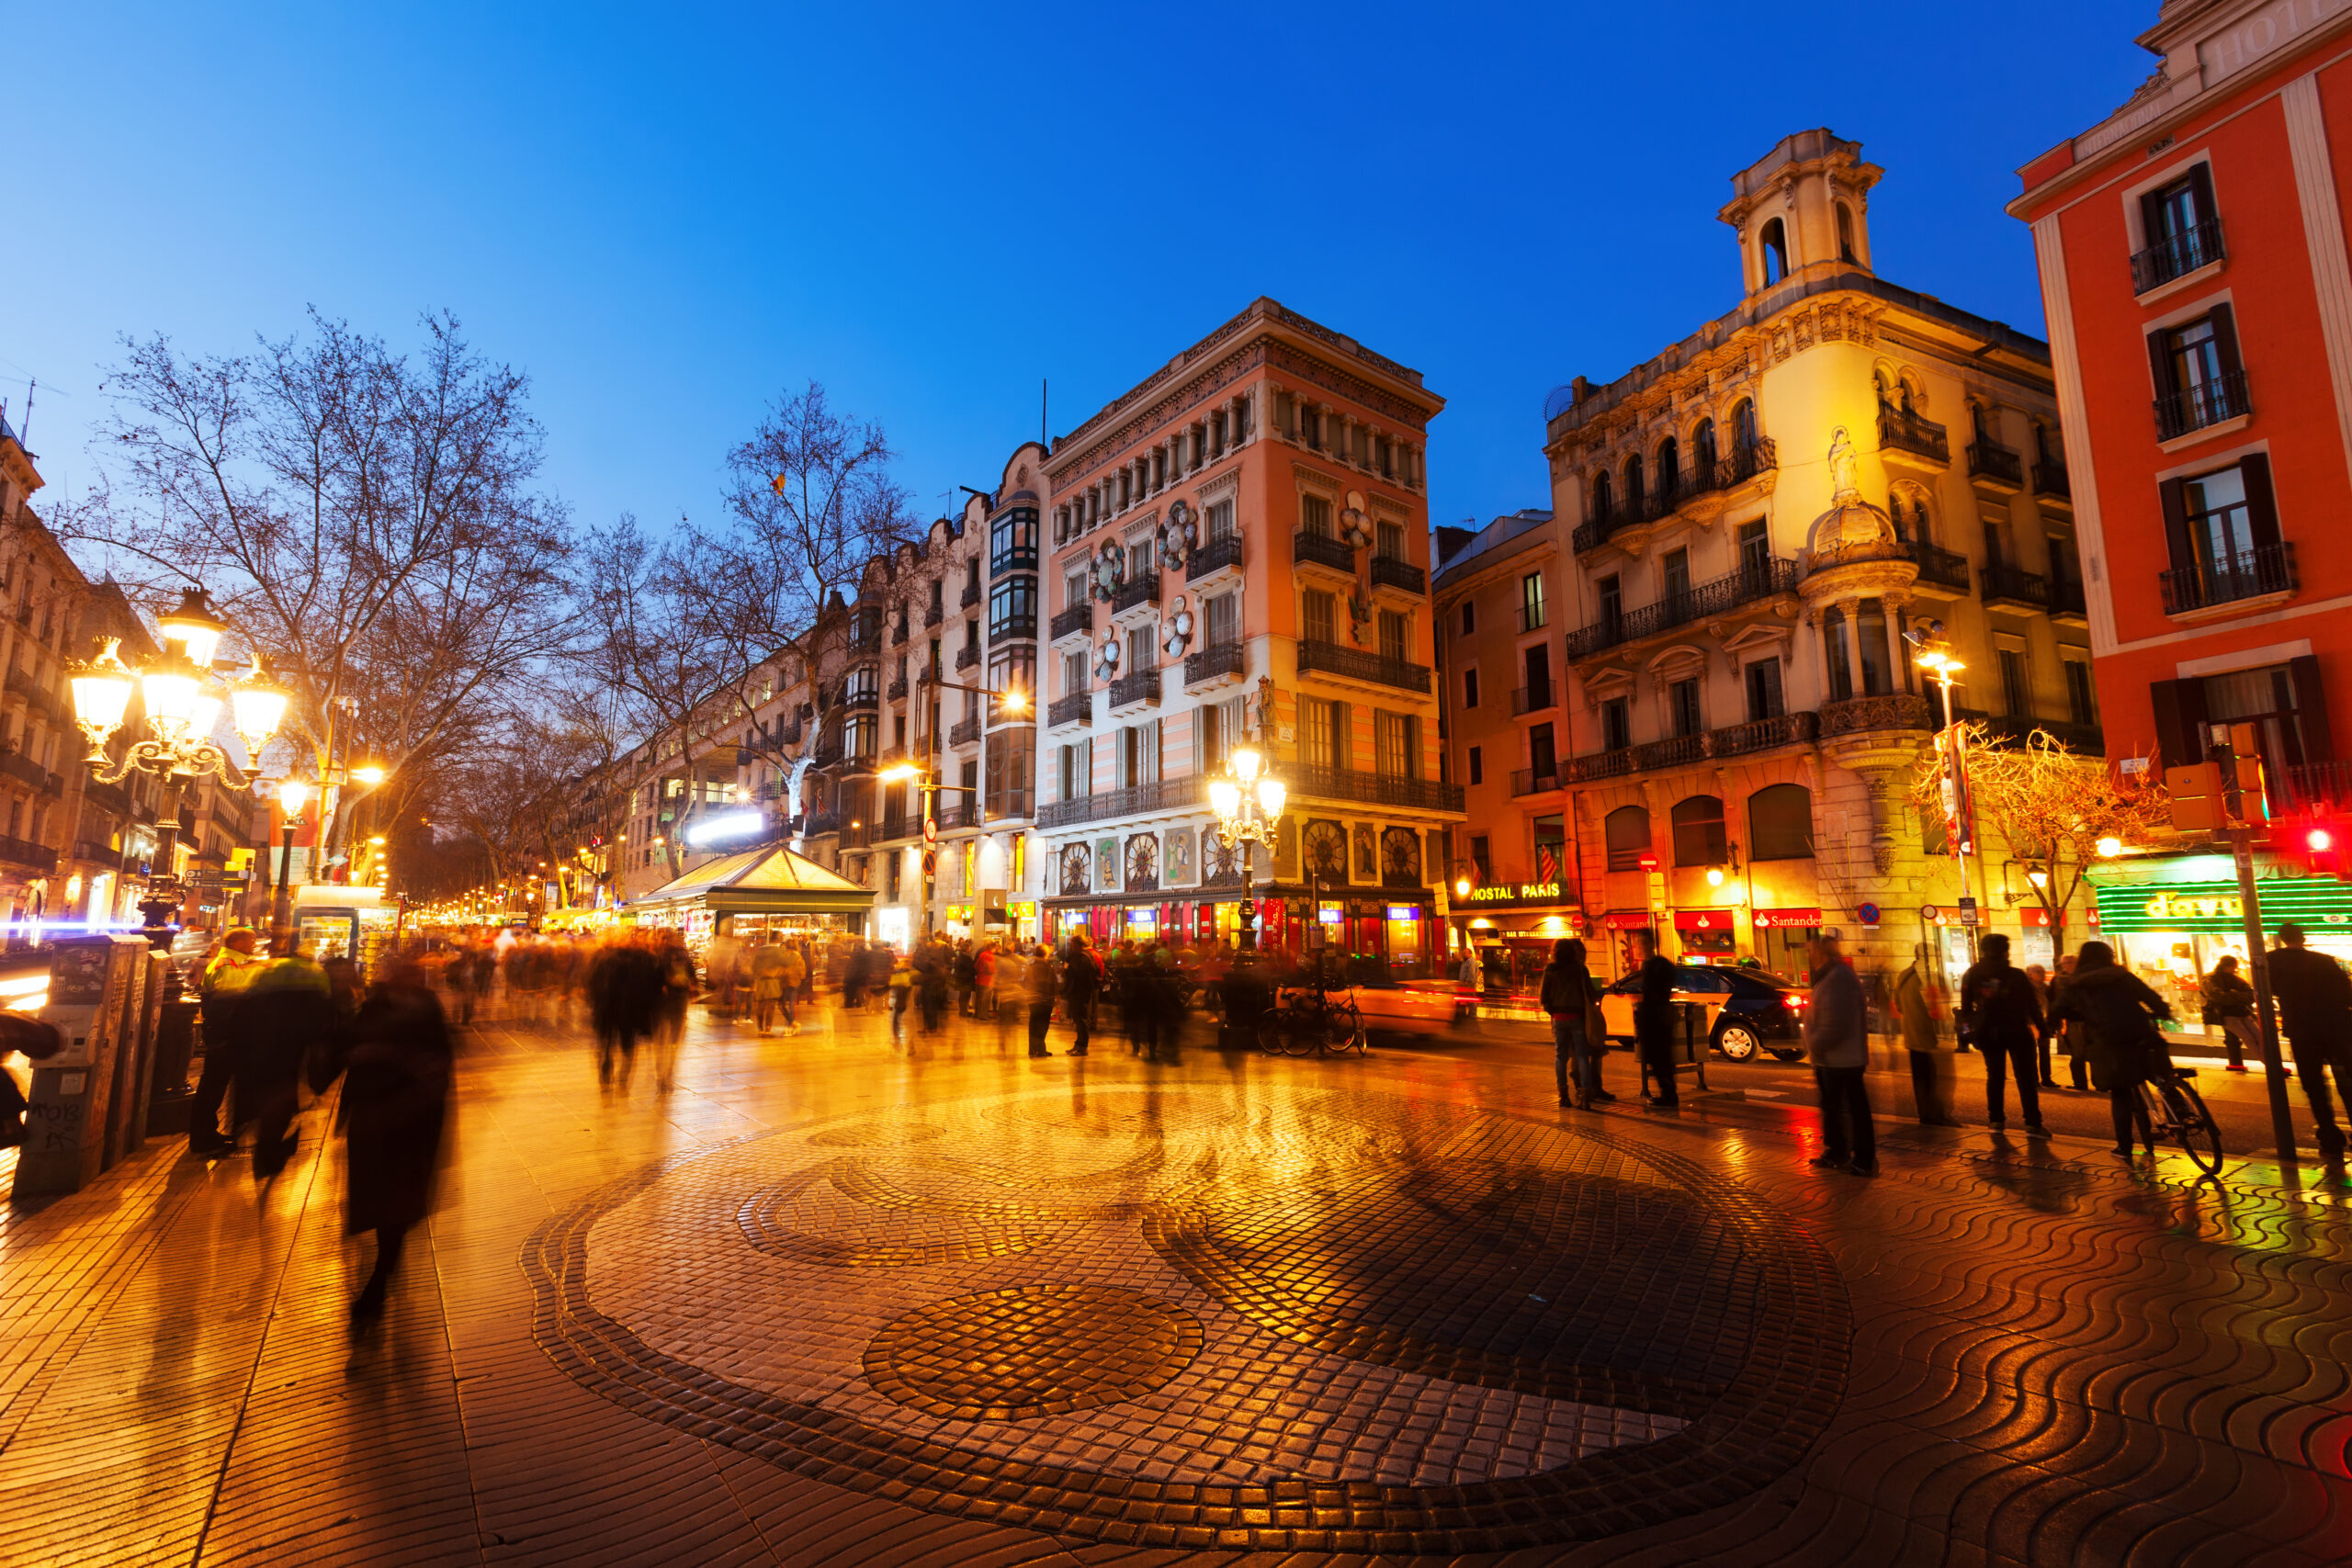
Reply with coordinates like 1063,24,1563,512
1025,942,1057,1057
1061,931,1102,1057
2266,922,2352,1164
1804,931,1876,1174
1632,931,1680,1108
1959,932,2050,1135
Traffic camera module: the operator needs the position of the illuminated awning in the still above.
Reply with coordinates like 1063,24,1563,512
635,845,875,916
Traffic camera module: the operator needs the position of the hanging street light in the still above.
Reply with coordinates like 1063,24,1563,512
66,587,293,941
1207,742,1285,952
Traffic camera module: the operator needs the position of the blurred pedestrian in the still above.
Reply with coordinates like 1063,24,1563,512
2200,953,2256,1073
653,932,695,1090
341,956,452,1334
2046,941,2167,1157
888,949,913,1043
1892,942,1955,1125
243,932,334,1181
188,928,265,1156
1062,932,1102,1057
1541,937,1610,1108
750,939,789,1034
2025,962,2059,1088
587,938,661,1089
1960,932,2049,1136
1632,930,1679,1108
776,940,806,1029
1025,942,1058,1057
2267,922,2352,1164
1804,931,1875,1174
2051,953,2090,1089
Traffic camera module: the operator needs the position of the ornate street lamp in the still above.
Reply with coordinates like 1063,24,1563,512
1208,742,1285,952
67,587,292,939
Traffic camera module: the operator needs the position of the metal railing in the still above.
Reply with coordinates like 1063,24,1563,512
1564,558,1798,659
1516,602,1547,633
923,602,943,626
1911,541,1972,592
1566,746,1637,784
960,581,981,609
936,802,979,830
1109,669,1160,706
1819,693,1934,736
1048,691,1092,728
2033,460,2071,499
1636,734,1710,771
0,835,56,874
2159,539,2297,614
2132,220,2225,293
1569,438,1780,553
2050,579,2088,617
1111,572,1161,614
1878,407,1950,463
1037,774,1204,828
887,675,908,701
2155,370,2251,441
1293,531,1355,572
1287,763,1463,813
1980,561,2050,609
2279,760,2352,812
955,644,980,670
949,715,979,746
1050,604,1093,640
801,812,840,837
1509,768,1561,797
1184,642,1246,685
1512,681,1555,715
1370,556,1426,594
1187,535,1242,581
1295,638,1431,694
1966,441,2023,486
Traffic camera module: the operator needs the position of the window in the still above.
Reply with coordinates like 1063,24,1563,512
1521,642,1550,709
1732,399,1758,453
1623,453,1645,513
1117,722,1159,788
1300,492,1333,537
1693,418,1718,480
1066,570,1089,610
1657,436,1681,498
1837,201,1858,263
1197,695,1247,771
1204,591,1239,648
1601,696,1631,751
1129,534,1156,578
1999,648,2030,717
1057,741,1091,798
1519,571,1546,631
1668,677,1702,738
1760,218,1790,284
1374,711,1418,777
1671,795,1727,867
1470,833,1492,883
1303,590,1336,644
929,580,943,615
1125,624,1153,672
1748,784,1814,860
1857,597,1893,695
988,577,1036,640
1598,572,1622,629
844,665,879,702
844,713,878,760
1532,814,1566,885
1378,610,1408,663
1745,658,1784,720
1528,721,1557,782
2150,308,2246,439
988,648,1034,714
1603,805,1652,871
1592,470,1613,523
2065,659,2098,726
1459,600,1476,637
1062,649,1089,696
1302,696,1348,768
1824,605,1854,701
1463,669,1480,709
1207,498,1236,541
1736,518,1770,578
1662,547,1691,604
989,507,1038,575
1467,746,1483,785
1376,518,1405,560
2160,457,2282,611
2135,164,2221,291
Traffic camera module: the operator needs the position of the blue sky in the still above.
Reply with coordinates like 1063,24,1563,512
13,2,2154,544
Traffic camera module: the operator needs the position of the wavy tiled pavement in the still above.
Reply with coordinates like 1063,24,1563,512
0,1000,2348,1565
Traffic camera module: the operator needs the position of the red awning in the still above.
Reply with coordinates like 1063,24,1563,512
1752,908,1826,929
1674,908,1742,932
1600,910,1656,930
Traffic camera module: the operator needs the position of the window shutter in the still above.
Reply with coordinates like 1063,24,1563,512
2187,162,2218,228
2290,655,2334,762
2209,302,2245,379
2149,677,2211,768
2140,186,2168,251
2240,453,2280,548
2146,325,2177,401
2157,476,2194,570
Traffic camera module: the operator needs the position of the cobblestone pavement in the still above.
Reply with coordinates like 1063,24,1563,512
4,1002,2352,1565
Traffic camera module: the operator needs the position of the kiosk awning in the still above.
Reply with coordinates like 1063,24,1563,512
635,844,876,916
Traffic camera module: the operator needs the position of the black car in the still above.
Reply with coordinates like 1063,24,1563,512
1600,963,1809,1062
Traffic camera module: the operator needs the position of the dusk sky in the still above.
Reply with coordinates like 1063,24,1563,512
17,2,2155,547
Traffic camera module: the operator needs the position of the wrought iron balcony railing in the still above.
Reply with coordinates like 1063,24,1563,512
1878,407,1950,464
2159,540,2297,615
2154,370,2251,441
2132,220,2225,294
1295,638,1430,694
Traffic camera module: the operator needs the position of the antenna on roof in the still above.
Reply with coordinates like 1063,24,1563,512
1542,383,1578,423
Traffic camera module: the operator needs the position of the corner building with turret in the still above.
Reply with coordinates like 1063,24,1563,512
1436,130,2088,993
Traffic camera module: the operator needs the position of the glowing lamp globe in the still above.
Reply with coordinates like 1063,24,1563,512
1208,777,1241,820
1231,746,1263,784
156,587,228,670
140,654,202,738
1255,776,1286,821
230,666,290,754
69,638,138,750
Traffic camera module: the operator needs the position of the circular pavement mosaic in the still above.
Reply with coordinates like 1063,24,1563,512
526,1083,1849,1551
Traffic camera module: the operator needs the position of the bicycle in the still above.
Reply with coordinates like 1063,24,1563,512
2132,1063,2224,1175
1259,983,1367,1057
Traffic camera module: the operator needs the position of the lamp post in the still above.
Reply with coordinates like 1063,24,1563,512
67,587,292,945
271,775,310,938
1207,742,1286,953
1907,621,1975,951
892,676,1030,939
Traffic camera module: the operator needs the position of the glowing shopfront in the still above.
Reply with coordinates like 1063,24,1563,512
2092,870,2352,1021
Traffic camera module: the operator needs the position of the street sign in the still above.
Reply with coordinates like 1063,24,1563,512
1958,896,1979,927
1857,901,1881,927
923,816,937,845
1921,904,1942,921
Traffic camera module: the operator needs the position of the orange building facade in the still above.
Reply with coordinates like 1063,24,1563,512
1035,298,1460,972
2014,0,2352,795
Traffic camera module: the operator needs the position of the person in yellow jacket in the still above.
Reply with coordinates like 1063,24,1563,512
189,930,266,1156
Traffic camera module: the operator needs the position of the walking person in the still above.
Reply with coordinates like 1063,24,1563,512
2050,953,2091,1089
1540,938,1611,1108
2200,953,2256,1073
188,928,265,1156
340,956,453,1335
2025,963,2060,1088
1804,931,1876,1174
750,939,789,1035
243,932,334,1182
2045,942,2166,1157
775,940,806,1031
1062,932,1102,1057
652,932,695,1091
974,942,999,1026
587,938,660,1090
888,949,913,1043
1959,932,2050,1135
1631,931,1680,1108
2265,922,2352,1164
1025,942,1058,1057
1892,942,1956,1126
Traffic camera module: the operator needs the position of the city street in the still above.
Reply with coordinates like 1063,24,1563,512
3,1000,2347,1567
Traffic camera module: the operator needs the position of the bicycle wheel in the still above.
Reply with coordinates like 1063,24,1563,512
2159,1077,2225,1175
1255,1007,1291,1055
1317,999,1365,1055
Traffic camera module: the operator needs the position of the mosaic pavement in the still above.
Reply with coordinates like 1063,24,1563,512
4,1005,2352,1565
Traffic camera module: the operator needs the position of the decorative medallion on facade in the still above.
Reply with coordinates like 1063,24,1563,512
1339,491,1374,549
1090,541,1126,601
1058,843,1090,897
1159,501,1196,569
1094,637,1121,683
1161,596,1194,658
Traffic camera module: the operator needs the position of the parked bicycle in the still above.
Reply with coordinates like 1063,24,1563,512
1260,982,1367,1057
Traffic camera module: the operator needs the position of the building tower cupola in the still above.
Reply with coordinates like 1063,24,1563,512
1717,129,1883,299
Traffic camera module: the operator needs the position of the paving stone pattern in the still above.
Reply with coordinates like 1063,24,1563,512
2,1001,2350,1564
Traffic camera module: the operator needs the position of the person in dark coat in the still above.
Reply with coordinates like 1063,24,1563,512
914,940,950,1034
2200,953,2256,1072
1540,938,1611,1108
1632,931,1680,1108
242,936,335,1181
586,938,662,1089
1959,932,2049,1135
1025,943,1059,1057
2266,922,2352,1163
341,957,454,1332
2044,941,2168,1156
1804,931,1875,1174
1061,932,1102,1056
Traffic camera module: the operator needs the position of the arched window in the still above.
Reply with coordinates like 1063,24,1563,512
1760,218,1790,285
1623,453,1645,512
1731,399,1758,454
1837,202,1858,264
1748,784,1815,861
1657,435,1680,499
1604,805,1652,872
1873,369,1894,411
1693,419,1718,482
1592,470,1613,523
1670,795,1728,868
1898,376,1918,416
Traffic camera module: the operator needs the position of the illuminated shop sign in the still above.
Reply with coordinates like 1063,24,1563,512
2095,877,2352,933
1463,882,1562,904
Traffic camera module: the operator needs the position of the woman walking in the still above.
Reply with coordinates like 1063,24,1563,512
342,957,453,1334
